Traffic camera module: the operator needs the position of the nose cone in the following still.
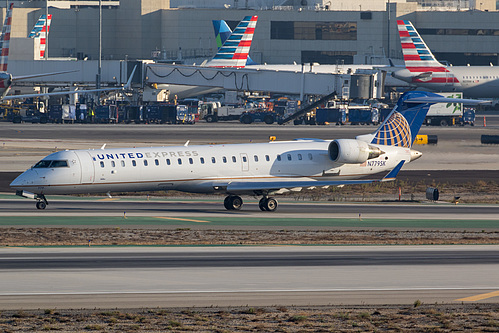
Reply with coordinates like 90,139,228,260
10,169,36,190
410,149,423,161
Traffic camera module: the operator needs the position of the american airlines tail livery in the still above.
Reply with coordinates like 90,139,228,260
11,91,480,211
393,20,499,98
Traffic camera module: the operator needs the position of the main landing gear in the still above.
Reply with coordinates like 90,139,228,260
36,194,48,210
224,195,243,210
223,195,278,212
259,197,278,212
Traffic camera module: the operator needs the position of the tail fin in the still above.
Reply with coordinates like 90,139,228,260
213,19,259,66
397,20,443,69
368,91,481,148
206,16,258,68
28,14,52,59
0,2,14,72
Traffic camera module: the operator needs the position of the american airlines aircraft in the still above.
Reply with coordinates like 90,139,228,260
0,3,133,101
154,15,258,98
10,91,480,211
392,20,499,98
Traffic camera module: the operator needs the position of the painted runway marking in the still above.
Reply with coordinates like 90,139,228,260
456,290,499,302
154,216,210,223
98,198,120,201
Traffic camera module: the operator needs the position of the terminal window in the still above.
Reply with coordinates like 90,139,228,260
271,21,356,40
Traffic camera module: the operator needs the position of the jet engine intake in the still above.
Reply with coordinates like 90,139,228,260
328,139,383,164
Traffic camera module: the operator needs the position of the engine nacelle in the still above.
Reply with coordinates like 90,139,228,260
328,139,383,164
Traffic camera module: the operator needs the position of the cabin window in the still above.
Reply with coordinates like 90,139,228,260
144,160,148,166
265,155,270,161
222,156,227,163
155,159,159,166
277,155,281,161
298,154,302,160
200,157,205,164
212,157,216,163
242,156,247,162
308,153,313,160
232,156,237,163
132,160,136,166
178,158,182,165
121,160,125,167
166,159,171,165
189,158,193,164
254,155,259,162
111,161,116,168
287,154,292,161
100,161,104,168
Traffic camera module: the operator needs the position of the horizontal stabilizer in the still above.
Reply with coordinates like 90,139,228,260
381,160,405,181
405,96,488,105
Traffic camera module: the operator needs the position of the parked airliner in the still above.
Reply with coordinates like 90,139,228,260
0,3,133,101
392,20,499,98
10,91,480,211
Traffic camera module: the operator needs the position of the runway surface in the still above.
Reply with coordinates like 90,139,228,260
0,246,498,309
1,196,499,223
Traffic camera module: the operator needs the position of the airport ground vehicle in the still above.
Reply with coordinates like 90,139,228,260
239,110,282,124
424,92,475,126
198,101,246,122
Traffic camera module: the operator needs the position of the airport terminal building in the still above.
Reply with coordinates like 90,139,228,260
3,0,499,67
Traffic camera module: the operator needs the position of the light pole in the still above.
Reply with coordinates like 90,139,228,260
97,0,102,89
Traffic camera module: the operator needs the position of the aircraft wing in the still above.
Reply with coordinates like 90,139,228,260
12,70,79,81
3,87,125,101
4,66,137,101
223,160,405,193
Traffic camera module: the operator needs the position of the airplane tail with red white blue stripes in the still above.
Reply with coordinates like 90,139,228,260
395,20,457,84
28,14,52,59
206,15,257,68
0,2,14,72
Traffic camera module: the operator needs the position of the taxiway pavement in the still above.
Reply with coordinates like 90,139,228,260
0,245,498,309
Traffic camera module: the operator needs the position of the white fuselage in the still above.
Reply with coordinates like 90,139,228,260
10,140,412,196
393,66,499,98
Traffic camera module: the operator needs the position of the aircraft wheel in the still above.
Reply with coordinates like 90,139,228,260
259,197,277,212
224,195,243,210
259,198,269,211
36,201,46,210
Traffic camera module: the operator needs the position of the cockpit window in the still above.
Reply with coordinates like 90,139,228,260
33,160,68,168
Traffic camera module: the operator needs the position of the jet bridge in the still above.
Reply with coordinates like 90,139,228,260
145,63,382,99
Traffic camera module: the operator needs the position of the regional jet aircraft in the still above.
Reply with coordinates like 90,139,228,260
10,91,481,211
392,20,499,98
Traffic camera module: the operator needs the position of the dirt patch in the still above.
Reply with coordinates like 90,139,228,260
0,304,497,332
1,228,499,246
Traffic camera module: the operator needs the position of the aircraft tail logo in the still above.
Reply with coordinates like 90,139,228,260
28,14,52,59
397,20,458,84
207,16,258,68
371,91,440,148
0,2,14,72
213,19,258,66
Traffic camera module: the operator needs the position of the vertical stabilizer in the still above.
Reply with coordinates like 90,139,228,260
0,2,14,72
396,20,458,84
213,19,258,66
28,14,52,59
368,91,449,148
207,16,258,68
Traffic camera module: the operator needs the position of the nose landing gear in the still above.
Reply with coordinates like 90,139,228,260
35,194,48,210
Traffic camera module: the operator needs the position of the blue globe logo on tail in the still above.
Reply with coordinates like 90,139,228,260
371,112,412,148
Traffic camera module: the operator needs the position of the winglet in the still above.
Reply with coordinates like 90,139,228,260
124,65,137,90
381,160,405,182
